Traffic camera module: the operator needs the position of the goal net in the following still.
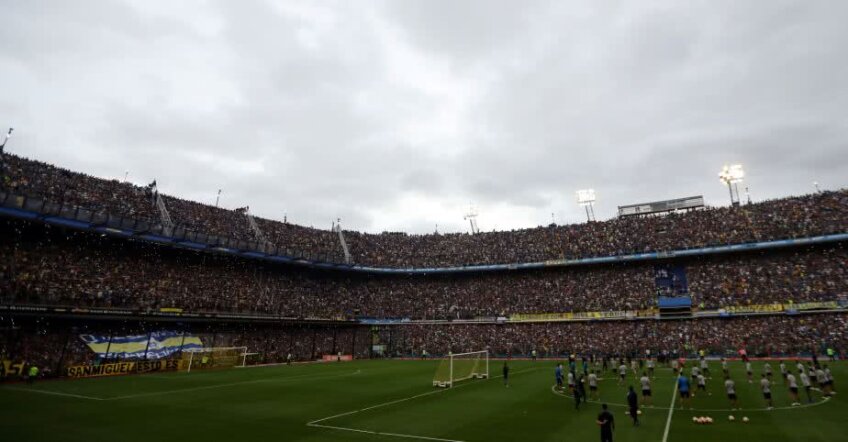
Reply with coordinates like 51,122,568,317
433,350,489,388
182,346,249,373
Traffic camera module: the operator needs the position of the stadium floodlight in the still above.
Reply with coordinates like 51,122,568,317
576,189,596,222
463,204,479,234
718,164,745,206
0,127,12,152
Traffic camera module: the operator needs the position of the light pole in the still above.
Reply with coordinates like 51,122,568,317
0,128,12,153
718,164,745,207
463,205,479,234
215,189,222,207
814,181,821,193
576,189,596,222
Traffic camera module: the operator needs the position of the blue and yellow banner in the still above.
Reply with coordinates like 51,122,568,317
80,331,203,359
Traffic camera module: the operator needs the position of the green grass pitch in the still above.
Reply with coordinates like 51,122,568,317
1,360,845,441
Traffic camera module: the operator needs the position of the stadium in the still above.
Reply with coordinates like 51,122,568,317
3,2,848,442
1,151,846,441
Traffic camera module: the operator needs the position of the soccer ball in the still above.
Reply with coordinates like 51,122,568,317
637,410,642,415
728,415,735,421
692,417,698,423
742,417,749,423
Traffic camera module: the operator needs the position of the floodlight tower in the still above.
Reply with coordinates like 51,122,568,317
576,189,596,222
464,205,480,234
0,128,12,153
718,164,745,207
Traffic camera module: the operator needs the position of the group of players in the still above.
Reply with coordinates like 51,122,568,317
675,355,837,410
554,353,837,419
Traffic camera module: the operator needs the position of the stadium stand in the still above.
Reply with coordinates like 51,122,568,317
0,152,846,381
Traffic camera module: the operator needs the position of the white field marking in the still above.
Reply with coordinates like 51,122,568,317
1,386,106,401
550,384,832,412
308,423,465,442
105,369,361,400
661,377,678,442
306,367,540,441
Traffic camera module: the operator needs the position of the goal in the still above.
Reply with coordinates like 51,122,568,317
182,346,249,373
433,350,489,387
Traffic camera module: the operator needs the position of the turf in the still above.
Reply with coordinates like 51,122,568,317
0,360,845,441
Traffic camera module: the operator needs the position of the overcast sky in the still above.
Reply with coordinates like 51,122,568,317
2,1,847,234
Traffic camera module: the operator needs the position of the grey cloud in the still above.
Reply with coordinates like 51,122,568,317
1,0,846,233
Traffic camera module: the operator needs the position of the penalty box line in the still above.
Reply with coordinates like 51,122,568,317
2,369,362,402
307,367,541,442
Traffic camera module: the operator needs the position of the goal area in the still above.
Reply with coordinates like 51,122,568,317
433,350,489,387
182,346,250,373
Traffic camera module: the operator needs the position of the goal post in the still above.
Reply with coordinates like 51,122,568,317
433,350,489,388
182,346,249,373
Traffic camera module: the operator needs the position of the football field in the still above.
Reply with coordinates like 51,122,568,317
1,359,845,441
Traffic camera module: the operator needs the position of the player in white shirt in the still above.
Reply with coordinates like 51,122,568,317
699,357,709,378
618,364,627,385
823,365,835,396
779,360,787,384
691,366,700,386
808,363,818,386
787,372,800,405
671,358,680,375
796,360,805,375
588,370,599,400
760,374,773,409
640,372,652,406
568,371,576,392
816,367,826,388
696,373,709,396
745,361,753,383
724,376,739,409
647,358,656,378
764,362,773,379
631,359,639,376
721,358,729,376
799,371,812,404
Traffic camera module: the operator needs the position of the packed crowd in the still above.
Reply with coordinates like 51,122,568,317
1,219,845,320
2,314,844,379
3,153,847,268
383,314,848,357
0,319,367,377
